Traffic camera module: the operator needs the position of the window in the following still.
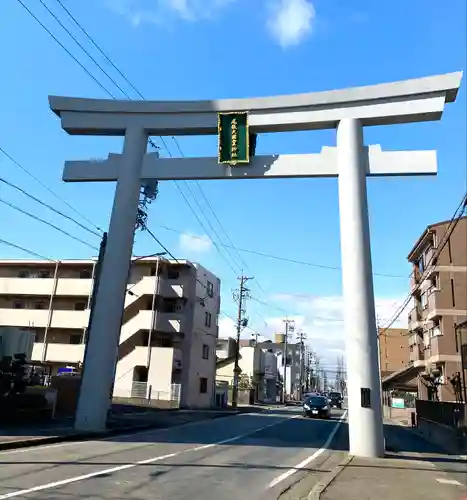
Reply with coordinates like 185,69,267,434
204,311,212,327
431,275,439,290
70,334,81,345
80,269,92,279
206,281,214,298
39,270,51,278
13,301,23,309
18,270,29,278
34,301,45,310
167,269,179,280
202,344,209,359
74,302,86,311
199,377,208,393
417,258,424,274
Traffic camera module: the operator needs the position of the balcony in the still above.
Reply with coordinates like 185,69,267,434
408,306,422,331
0,309,90,329
31,342,85,363
0,277,186,303
0,278,92,297
125,277,186,305
409,334,424,364
426,290,441,321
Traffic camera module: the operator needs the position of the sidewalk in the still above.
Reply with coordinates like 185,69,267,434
315,421,467,500
0,405,263,451
319,455,466,500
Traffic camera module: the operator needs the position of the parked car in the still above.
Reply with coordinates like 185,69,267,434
329,391,343,409
303,395,331,419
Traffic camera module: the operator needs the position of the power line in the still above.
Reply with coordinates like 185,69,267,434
0,175,101,238
0,197,99,251
52,0,146,99
171,138,264,289
50,0,263,289
38,0,131,99
0,238,56,262
22,0,250,290
157,223,407,278
0,144,103,234
15,0,117,98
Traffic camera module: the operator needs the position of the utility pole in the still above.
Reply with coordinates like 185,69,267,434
296,331,307,400
231,275,253,409
282,318,295,403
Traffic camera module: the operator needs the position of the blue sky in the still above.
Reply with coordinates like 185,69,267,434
0,0,465,367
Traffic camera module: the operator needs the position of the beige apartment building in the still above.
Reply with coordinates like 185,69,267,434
406,215,467,401
0,257,221,408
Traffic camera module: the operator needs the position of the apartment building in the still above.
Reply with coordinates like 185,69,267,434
0,257,221,408
378,327,410,378
407,215,467,401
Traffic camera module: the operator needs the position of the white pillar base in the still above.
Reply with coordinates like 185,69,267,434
337,118,385,458
74,127,147,432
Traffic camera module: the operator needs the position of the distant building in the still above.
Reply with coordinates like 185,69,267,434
215,338,279,403
378,327,410,378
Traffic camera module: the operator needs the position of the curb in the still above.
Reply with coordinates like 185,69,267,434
0,411,240,452
308,454,353,500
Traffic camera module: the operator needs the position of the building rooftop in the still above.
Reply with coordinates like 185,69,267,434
0,257,193,266
407,215,467,261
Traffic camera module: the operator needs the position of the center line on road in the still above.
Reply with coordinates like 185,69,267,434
268,410,348,489
0,414,297,499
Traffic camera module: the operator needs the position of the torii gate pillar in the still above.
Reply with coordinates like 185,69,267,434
337,118,384,456
49,71,462,458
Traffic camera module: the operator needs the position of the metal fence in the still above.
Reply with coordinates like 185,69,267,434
112,382,181,409
416,399,466,428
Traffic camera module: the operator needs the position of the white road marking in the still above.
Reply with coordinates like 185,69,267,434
268,411,348,489
436,478,464,486
0,414,296,499
0,411,249,456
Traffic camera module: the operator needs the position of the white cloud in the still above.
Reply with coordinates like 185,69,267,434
178,232,212,253
267,0,316,48
108,0,235,25
258,294,412,368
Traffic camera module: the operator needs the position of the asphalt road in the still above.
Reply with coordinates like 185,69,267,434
0,407,348,500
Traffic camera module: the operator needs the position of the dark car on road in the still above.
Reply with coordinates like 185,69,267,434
329,392,343,409
303,395,331,419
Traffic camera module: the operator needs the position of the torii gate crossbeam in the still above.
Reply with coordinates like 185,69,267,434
49,71,462,459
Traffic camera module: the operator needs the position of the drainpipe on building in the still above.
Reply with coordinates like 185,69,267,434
455,322,467,404
42,260,60,362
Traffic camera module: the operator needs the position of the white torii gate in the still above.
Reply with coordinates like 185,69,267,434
49,71,462,458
